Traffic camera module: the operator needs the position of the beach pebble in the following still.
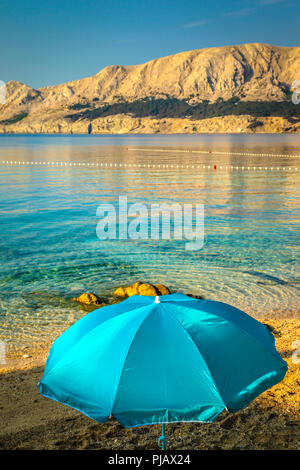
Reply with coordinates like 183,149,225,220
22,354,32,359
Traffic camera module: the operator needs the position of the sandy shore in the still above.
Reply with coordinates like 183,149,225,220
0,317,299,450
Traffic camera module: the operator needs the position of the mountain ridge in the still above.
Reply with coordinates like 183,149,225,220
1,43,300,134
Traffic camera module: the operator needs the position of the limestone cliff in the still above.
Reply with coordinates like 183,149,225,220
0,43,300,134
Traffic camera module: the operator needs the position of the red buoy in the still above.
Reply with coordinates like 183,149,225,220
213,164,217,170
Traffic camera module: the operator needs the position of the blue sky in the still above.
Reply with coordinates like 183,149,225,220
0,0,299,89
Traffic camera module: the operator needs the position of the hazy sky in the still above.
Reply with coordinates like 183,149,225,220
0,0,299,89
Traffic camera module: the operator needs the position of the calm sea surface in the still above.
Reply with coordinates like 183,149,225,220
0,134,300,350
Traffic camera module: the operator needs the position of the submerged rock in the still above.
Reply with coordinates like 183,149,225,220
263,323,282,337
71,292,104,306
114,281,171,298
155,284,171,296
186,294,205,300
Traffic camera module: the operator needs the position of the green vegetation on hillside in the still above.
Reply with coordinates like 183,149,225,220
65,97,300,123
69,103,90,110
247,120,264,130
0,112,28,125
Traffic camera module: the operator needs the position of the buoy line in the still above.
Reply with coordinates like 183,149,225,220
0,160,299,172
127,147,300,159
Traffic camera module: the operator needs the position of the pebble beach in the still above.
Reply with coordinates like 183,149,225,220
1,315,299,450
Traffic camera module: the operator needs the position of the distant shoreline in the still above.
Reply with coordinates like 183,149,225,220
0,112,300,135
1,131,300,136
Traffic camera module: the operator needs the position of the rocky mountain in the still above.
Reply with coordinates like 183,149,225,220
0,43,300,134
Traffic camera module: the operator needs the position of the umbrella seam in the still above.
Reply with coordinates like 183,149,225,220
40,390,109,424
110,304,157,417
162,304,227,408
45,296,146,370
166,300,286,364
41,304,152,382
164,303,287,409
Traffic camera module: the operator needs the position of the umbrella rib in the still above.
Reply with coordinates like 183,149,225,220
166,300,285,363
42,304,152,382
110,304,156,418
162,306,227,409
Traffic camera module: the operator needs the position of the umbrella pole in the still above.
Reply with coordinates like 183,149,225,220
158,423,166,450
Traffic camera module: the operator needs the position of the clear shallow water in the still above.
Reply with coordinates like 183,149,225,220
0,134,300,350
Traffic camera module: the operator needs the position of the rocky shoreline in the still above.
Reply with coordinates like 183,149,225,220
0,114,299,134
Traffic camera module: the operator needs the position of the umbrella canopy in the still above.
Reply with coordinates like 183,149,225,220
39,293,287,429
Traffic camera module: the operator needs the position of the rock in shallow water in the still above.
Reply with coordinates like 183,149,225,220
71,292,104,306
186,293,205,300
114,281,171,298
155,284,171,296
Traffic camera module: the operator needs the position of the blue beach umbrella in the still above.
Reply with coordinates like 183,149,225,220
39,293,287,449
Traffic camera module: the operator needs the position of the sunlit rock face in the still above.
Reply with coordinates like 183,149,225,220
1,43,300,134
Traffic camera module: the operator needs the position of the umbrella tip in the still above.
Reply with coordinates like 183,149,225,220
154,295,160,303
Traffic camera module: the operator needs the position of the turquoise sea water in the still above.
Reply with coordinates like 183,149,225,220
0,134,300,350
